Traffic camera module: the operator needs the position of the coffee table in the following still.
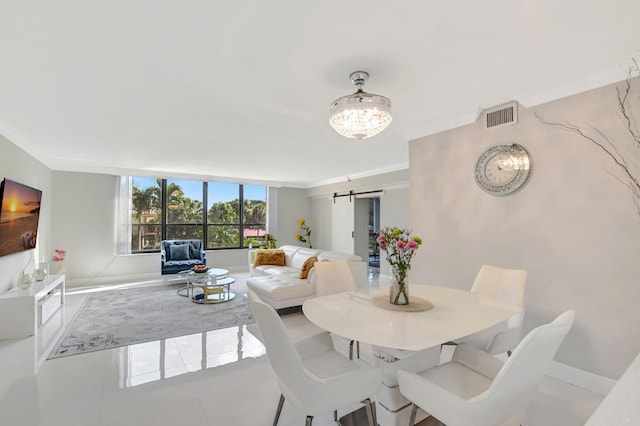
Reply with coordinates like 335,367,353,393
177,268,229,297
191,276,236,304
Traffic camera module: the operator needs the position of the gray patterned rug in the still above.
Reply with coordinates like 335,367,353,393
49,282,254,359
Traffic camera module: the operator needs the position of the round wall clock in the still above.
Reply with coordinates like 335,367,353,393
474,143,532,196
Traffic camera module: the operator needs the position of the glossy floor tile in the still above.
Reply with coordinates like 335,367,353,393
0,272,604,426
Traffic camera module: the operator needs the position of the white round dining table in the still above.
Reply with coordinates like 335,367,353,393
302,284,522,352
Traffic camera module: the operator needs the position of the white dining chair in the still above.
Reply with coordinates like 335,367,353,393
310,260,360,359
247,290,382,426
459,264,527,356
311,259,357,295
399,310,574,426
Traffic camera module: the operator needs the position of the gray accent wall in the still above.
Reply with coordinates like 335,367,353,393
378,187,410,278
409,78,640,380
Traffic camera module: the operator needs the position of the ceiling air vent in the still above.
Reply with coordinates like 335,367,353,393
483,101,518,129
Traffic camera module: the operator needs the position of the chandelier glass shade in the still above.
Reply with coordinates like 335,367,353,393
329,71,392,139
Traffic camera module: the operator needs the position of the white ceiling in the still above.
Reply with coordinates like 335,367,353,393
1,1,639,188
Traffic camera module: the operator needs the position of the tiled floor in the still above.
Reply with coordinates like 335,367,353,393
0,272,604,426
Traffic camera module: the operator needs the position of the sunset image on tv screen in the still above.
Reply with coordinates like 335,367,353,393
0,179,42,257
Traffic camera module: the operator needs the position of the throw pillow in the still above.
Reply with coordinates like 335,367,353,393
253,249,286,267
188,242,201,260
299,256,318,279
170,244,190,261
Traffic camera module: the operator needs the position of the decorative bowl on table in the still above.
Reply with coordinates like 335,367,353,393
193,265,209,273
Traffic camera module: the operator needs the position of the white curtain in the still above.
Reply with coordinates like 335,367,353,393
116,176,132,255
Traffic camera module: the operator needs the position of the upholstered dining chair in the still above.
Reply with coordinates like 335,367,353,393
460,264,527,355
311,260,357,295
310,260,359,360
399,310,574,426
247,290,382,426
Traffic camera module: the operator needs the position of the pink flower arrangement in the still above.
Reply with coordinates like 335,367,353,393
51,249,66,263
376,227,423,304
376,227,422,276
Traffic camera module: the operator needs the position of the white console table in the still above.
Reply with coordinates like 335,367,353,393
0,274,65,372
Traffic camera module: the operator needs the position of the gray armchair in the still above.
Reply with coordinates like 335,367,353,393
160,239,206,275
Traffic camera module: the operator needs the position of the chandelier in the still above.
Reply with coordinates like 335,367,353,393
329,71,392,139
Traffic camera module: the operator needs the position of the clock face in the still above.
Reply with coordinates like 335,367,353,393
474,144,531,196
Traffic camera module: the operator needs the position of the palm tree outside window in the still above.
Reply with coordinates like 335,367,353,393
130,177,266,253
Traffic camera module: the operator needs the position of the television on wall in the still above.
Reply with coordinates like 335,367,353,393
0,178,42,258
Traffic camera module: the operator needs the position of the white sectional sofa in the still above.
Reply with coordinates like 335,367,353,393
246,245,367,309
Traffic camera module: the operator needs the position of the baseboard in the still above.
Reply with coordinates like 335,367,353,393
67,272,163,288
547,360,616,396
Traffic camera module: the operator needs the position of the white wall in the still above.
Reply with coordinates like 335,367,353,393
354,198,370,261
50,173,310,286
0,136,52,294
311,197,332,250
52,172,120,282
307,171,410,262
272,187,312,247
409,78,640,380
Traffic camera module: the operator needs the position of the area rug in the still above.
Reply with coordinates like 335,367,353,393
49,283,254,359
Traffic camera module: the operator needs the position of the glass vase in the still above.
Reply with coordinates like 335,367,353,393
390,272,409,305
34,263,48,281
19,273,33,290
54,262,66,275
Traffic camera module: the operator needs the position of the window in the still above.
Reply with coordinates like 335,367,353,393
166,179,204,241
129,177,267,253
207,182,240,249
131,177,161,252
242,184,267,248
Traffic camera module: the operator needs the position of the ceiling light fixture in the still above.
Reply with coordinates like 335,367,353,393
329,71,392,139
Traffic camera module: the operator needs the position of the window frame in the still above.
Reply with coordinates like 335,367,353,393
130,178,266,253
